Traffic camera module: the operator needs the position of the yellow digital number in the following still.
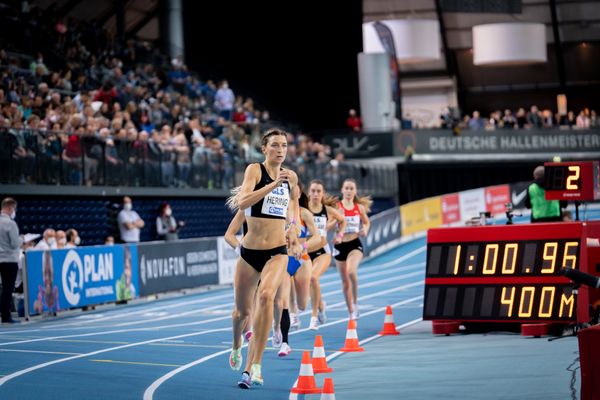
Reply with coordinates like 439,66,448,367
541,242,558,273
559,292,575,318
518,287,535,317
453,245,462,275
483,244,499,275
566,166,580,190
500,287,515,317
562,242,578,269
538,287,555,318
501,243,518,274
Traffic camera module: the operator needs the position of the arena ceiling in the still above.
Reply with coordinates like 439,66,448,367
27,0,600,98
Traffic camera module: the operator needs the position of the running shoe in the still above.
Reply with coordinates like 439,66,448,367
271,328,282,348
238,371,251,389
229,347,243,371
309,316,319,330
244,329,253,342
352,304,360,320
318,300,327,324
290,313,301,330
250,363,264,386
278,342,292,357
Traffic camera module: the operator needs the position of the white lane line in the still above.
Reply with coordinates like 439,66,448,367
38,292,234,329
0,315,231,347
0,327,230,388
325,317,423,363
142,291,424,400
0,349,82,356
0,330,41,335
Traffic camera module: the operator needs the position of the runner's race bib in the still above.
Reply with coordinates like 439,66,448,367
261,183,290,217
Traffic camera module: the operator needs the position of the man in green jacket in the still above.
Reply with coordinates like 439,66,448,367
525,165,566,223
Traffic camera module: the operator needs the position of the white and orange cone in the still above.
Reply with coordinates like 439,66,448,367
312,335,333,373
290,351,322,395
320,378,336,400
378,305,400,335
339,319,364,352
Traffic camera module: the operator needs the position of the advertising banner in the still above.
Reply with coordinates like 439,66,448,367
322,132,395,158
441,193,460,224
509,181,531,209
458,188,486,222
395,129,600,155
217,236,239,285
363,206,401,256
485,184,511,216
400,196,442,236
25,244,138,315
137,238,219,296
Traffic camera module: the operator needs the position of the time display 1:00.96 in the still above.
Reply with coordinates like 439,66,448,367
426,239,579,277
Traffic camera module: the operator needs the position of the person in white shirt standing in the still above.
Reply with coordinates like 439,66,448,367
118,196,145,243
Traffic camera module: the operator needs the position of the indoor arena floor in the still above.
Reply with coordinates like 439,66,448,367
1,209,598,400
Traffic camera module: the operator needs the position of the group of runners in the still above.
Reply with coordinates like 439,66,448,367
224,128,371,389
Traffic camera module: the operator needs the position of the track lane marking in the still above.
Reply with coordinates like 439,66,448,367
142,292,424,399
0,327,230,388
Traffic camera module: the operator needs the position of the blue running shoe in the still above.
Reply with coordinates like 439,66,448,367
238,371,251,389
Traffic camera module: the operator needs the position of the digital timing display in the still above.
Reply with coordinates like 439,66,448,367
544,161,600,201
423,238,580,322
545,165,582,192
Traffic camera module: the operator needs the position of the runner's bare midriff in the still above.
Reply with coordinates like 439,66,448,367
243,216,286,249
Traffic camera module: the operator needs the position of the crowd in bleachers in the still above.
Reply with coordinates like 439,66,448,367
440,105,598,131
0,2,352,189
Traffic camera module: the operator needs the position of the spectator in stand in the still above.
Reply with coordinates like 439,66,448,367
65,229,80,248
541,109,555,128
35,229,57,250
94,81,118,107
515,107,527,129
55,230,67,249
104,235,115,246
467,111,485,130
527,105,543,128
590,110,597,127
214,80,235,121
0,197,22,323
346,109,361,132
118,196,145,243
502,109,517,129
156,203,185,241
576,109,591,128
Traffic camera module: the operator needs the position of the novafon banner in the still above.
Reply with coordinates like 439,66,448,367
137,238,219,296
485,185,511,216
25,245,138,315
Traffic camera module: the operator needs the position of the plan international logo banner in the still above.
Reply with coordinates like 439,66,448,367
25,245,138,315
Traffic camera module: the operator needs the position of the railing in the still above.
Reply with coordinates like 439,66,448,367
0,128,399,197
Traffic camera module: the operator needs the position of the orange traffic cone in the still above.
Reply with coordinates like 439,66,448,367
320,378,336,400
339,319,364,352
312,335,333,373
288,379,298,400
378,306,400,335
290,351,322,395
